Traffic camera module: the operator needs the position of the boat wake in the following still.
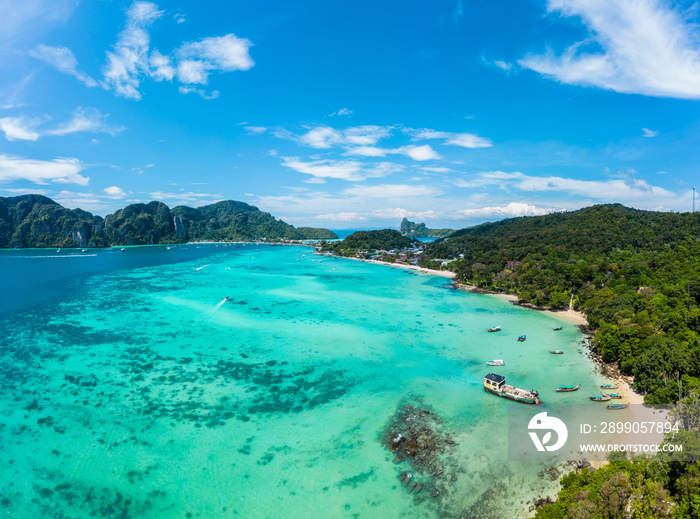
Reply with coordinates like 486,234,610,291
207,297,229,319
193,264,210,271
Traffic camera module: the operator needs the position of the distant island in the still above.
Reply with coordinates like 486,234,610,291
398,217,454,238
321,229,419,258
0,194,337,248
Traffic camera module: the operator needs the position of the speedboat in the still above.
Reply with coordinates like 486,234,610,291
517,335,526,342
486,359,505,366
548,350,564,354
487,326,501,332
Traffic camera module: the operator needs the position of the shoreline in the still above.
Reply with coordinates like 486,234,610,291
324,253,665,480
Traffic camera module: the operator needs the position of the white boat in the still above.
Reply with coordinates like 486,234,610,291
486,359,505,366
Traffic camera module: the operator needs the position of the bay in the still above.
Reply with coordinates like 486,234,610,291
0,244,603,518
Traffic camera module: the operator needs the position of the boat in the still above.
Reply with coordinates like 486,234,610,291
486,359,505,366
553,326,563,331
556,384,581,392
81,249,88,252
600,384,619,390
607,403,628,410
590,394,612,402
487,326,501,332
517,335,526,342
483,373,540,405
609,393,622,399
548,350,564,354
56,248,61,252
120,248,126,251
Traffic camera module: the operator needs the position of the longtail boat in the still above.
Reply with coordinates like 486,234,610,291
609,393,622,399
607,403,628,410
548,350,564,354
556,384,581,392
590,394,612,402
553,327,563,331
483,373,540,405
517,335,526,342
600,383,619,389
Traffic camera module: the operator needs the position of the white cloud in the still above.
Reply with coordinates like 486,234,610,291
342,184,443,199
520,0,700,99
104,186,127,198
397,144,442,161
314,212,366,222
298,125,393,149
456,202,550,219
281,157,402,181
328,108,353,117
178,86,220,100
53,190,106,212
1,0,76,47
33,2,254,100
494,60,513,71
102,2,163,99
149,49,175,81
0,155,89,185
642,127,659,138
408,127,493,148
29,44,98,87
245,126,267,134
0,116,42,141
175,34,254,84
148,190,223,206
174,13,186,24
343,143,441,161
48,107,125,136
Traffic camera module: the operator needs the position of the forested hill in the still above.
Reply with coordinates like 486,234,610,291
322,229,416,255
398,218,454,238
424,204,700,404
0,195,336,248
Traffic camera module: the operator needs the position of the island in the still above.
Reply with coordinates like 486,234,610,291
398,217,454,238
0,194,337,248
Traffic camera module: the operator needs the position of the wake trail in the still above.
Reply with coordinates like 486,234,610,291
194,264,210,271
207,297,229,320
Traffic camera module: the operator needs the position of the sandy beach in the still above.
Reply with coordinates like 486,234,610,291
320,254,457,278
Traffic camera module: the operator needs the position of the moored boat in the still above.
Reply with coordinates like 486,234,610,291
548,350,564,354
600,383,619,389
483,373,540,405
486,359,505,366
609,393,622,399
607,403,628,410
487,326,501,332
590,394,612,402
517,335,526,342
556,384,581,392
553,326,563,331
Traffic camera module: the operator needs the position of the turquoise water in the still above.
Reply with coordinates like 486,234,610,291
0,245,604,518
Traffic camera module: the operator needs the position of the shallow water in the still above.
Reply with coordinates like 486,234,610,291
0,245,605,518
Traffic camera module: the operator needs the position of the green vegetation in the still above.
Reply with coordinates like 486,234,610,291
424,204,700,405
0,194,106,248
321,229,416,256
398,217,454,238
0,195,336,248
535,389,700,518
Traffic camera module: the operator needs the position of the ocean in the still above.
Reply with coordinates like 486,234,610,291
0,244,605,518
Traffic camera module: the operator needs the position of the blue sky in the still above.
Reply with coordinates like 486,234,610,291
1,0,700,229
